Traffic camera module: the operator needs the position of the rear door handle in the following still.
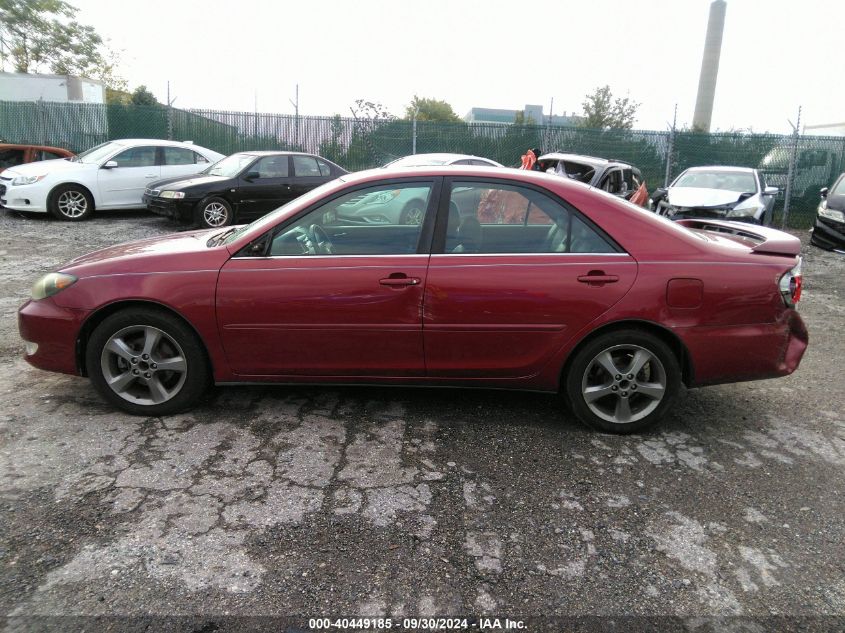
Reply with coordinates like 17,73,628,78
577,271,619,286
380,275,421,287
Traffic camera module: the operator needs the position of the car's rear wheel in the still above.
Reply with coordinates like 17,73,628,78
564,329,680,434
49,185,93,221
196,196,233,229
85,308,210,416
399,199,425,225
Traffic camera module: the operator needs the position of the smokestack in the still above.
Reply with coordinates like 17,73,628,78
692,0,727,132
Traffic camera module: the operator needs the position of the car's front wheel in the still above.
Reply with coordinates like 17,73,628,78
564,329,681,434
195,196,233,229
85,308,210,416
49,184,93,221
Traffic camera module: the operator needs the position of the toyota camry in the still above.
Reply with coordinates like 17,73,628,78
18,167,807,433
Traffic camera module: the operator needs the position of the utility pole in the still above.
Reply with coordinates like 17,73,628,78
166,81,177,140
289,84,299,149
664,103,678,187
411,104,419,154
782,105,802,230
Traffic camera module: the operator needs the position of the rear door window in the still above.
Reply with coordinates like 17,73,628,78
293,156,322,177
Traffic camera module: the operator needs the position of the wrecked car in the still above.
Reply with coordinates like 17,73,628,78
536,153,649,207
650,166,778,225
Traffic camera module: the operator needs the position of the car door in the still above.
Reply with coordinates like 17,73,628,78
161,146,211,180
289,155,334,199
234,155,295,219
424,178,637,378
216,179,440,377
97,145,161,207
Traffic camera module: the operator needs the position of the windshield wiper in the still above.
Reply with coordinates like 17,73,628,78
206,227,239,247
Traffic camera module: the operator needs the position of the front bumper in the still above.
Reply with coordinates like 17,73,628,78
0,181,50,213
18,298,89,375
143,194,196,222
809,216,845,251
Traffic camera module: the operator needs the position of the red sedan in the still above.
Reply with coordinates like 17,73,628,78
18,167,807,433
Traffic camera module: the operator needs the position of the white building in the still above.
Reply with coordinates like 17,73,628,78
0,72,105,104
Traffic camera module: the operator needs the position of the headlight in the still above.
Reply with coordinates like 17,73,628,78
12,174,46,186
365,190,401,205
818,201,845,223
726,205,762,218
31,273,78,301
160,190,186,199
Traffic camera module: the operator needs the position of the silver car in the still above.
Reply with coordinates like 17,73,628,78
651,166,778,225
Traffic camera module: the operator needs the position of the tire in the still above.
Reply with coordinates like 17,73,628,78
49,184,93,221
399,199,426,225
85,308,210,416
564,329,681,434
195,196,233,229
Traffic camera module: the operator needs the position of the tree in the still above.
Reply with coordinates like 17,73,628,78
404,96,461,123
578,85,639,130
130,85,158,106
0,0,124,89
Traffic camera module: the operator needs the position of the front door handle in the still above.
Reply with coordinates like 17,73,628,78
577,271,619,286
380,274,421,287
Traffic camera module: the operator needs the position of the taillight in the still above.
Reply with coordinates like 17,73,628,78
778,257,802,307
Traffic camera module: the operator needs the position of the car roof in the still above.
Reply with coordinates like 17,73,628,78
108,138,211,149
0,142,72,153
236,150,318,157
538,153,631,168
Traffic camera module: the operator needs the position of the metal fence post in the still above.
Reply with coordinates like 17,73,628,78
663,105,677,187
167,104,174,140
781,106,802,229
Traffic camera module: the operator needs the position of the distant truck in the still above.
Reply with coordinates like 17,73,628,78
758,141,845,206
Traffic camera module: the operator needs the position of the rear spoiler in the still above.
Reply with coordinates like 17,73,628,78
676,219,801,256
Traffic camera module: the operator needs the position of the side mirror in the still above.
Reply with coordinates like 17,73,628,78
763,186,779,196
101,160,118,169
244,171,260,181
820,187,829,199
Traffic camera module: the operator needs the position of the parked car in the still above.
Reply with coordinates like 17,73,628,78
19,167,807,433
383,153,503,168
650,166,778,225
536,153,649,206
143,151,347,229
334,154,503,226
0,139,224,220
0,142,74,170
810,173,845,251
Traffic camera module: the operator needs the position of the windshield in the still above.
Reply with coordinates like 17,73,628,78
205,153,256,177
833,176,845,196
76,141,125,164
673,170,757,192
219,178,345,246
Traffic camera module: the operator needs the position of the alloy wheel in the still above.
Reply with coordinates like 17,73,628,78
100,325,188,406
580,344,667,424
57,190,88,218
203,202,229,227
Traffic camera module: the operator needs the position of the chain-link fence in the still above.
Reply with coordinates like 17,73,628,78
3,100,844,227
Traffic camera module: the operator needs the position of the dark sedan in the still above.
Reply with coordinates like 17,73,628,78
143,151,347,228
810,173,845,251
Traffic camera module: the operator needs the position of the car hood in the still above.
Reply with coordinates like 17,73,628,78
61,228,229,276
148,174,228,191
2,158,86,177
667,187,749,208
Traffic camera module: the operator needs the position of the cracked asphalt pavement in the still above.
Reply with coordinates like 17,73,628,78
0,210,843,630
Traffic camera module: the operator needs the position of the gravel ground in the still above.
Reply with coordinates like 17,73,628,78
0,209,843,632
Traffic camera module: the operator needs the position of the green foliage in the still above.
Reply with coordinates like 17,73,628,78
130,85,158,106
578,85,639,130
404,96,461,123
0,0,124,89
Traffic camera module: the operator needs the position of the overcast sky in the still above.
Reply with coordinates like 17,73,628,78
70,0,841,134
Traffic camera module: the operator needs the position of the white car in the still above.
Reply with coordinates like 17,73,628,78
0,139,225,221
650,165,778,225
382,153,503,168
